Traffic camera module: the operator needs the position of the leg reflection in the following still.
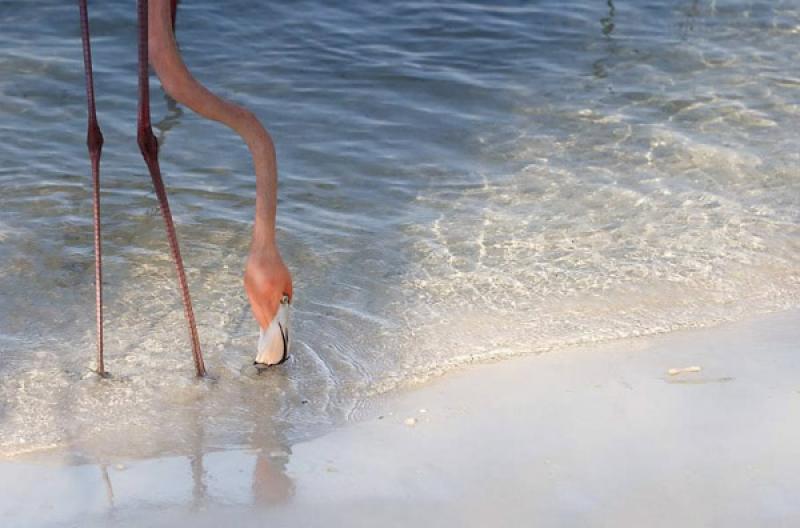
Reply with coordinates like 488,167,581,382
100,464,114,509
189,452,208,510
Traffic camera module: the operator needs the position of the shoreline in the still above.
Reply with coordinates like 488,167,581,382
2,308,799,526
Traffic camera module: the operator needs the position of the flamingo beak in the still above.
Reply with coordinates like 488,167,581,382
255,295,291,366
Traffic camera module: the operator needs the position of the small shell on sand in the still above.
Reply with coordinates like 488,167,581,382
668,366,702,376
404,417,417,427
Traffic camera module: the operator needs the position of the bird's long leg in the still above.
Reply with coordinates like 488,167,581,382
78,0,106,376
136,0,206,377
169,0,178,32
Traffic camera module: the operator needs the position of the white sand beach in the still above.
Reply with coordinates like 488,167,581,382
2,308,798,527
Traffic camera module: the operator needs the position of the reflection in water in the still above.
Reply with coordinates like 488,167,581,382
90,419,295,512
189,454,208,510
2,0,800,473
594,0,616,78
100,464,114,508
680,0,702,38
592,59,608,79
601,0,615,36
85,391,295,513
189,406,208,511
253,452,294,506
0,441,296,526
251,405,295,507
154,93,184,146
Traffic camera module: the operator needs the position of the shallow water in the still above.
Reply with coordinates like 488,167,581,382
1,1,799,459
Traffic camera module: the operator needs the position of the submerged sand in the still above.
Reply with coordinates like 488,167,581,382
1,308,799,527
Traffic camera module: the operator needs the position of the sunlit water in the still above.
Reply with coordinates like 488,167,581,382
1,1,799,460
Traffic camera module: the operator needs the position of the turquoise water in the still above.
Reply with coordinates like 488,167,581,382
0,1,799,459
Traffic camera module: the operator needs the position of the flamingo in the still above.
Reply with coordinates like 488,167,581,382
78,0,293,377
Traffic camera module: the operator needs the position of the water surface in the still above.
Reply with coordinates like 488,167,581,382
1,0,799,459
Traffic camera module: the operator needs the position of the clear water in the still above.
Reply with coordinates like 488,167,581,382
0,0,799,460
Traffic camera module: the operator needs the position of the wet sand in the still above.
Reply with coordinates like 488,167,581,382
2,308,799,527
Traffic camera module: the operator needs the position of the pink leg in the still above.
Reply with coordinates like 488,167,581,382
137,0,206,377
78,0,106,376
170,0,178,32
